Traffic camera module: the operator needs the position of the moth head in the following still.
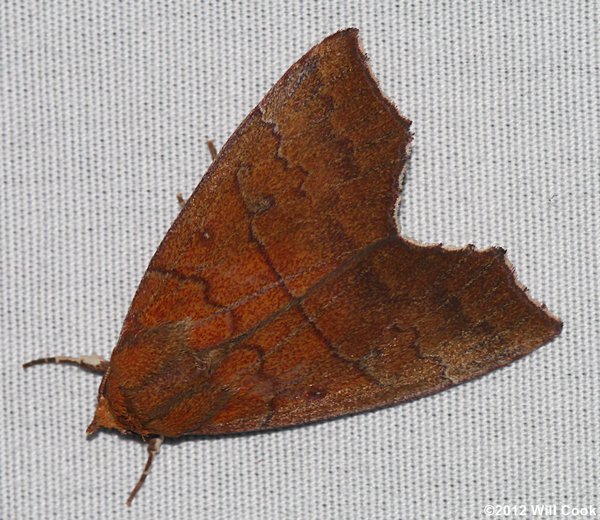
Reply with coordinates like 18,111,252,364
87,394,130,436
89,319,216,438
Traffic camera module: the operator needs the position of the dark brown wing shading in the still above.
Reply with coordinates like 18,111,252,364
100,29,561,438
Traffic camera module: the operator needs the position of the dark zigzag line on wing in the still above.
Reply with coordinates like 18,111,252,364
147,256,342,334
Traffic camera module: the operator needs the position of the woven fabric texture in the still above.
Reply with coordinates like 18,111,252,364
1,2,598,519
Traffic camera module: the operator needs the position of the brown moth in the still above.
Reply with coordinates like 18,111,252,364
25,28,562,505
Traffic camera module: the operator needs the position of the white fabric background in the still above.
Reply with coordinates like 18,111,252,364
1,2,598,519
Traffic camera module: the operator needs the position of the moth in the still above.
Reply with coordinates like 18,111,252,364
25,28,562,505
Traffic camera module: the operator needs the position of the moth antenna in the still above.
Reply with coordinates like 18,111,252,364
207,140,218,161
127,436,164,507
22,355,109,375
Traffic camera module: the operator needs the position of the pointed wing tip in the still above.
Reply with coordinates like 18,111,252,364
490,245,563,344
325,27,360,41
337,29,413,131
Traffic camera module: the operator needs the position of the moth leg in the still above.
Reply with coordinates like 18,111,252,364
23,354,109,374
127,435,164,507
176,140,218,208
207,139,218,161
